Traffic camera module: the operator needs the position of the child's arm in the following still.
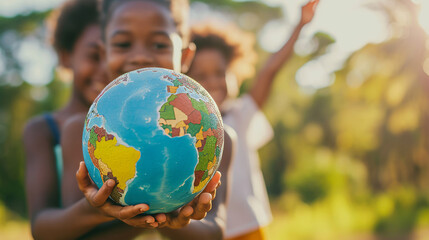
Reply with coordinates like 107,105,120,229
159,126,236,240
250,0,319,108
23,117,117,240
24,114,155,240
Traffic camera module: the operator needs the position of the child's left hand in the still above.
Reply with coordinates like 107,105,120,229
76,161,163,228
155,171,221,229
300,0,320,25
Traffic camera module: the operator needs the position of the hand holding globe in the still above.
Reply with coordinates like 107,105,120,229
76,161,221,228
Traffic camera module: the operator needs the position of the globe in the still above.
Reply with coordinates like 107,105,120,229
82,67,224,214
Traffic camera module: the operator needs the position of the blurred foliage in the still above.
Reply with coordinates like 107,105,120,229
0,9,69,216
190,0,282,20
0,11,49,33
258,0,429,238
1,0,429,239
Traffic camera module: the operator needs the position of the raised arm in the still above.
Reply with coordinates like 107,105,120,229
250,0,319,108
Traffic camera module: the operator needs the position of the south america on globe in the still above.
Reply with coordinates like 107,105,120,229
82,67,224,214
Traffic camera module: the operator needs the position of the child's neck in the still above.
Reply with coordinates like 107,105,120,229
62,90,91,116
51,92,90,132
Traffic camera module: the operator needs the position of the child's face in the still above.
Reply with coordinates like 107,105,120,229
187,49,228,107
69,24,107,105
104,1,183,80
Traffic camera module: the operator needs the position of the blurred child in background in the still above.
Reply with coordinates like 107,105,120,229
186,0,320,239
23,0,109,238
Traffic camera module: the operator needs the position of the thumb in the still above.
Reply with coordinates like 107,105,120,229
202,171,221,193
76,161,93,192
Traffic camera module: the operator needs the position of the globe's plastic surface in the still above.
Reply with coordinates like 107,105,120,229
82,67,224,214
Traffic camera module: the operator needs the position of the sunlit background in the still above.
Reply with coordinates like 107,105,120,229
1,0,429,239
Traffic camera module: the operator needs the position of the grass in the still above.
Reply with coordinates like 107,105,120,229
3,188,429,240
0,203,31,240
266,189,429,240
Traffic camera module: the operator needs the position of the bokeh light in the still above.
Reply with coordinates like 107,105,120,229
416,0,429,34
16,37,56,86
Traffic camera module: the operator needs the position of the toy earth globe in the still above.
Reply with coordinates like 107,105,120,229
82,67,224,214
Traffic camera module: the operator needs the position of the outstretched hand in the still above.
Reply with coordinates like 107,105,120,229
76,161,164,228
156,171,222,229
300,0,320,25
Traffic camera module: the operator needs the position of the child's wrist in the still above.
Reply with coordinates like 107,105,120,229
81,198,115,223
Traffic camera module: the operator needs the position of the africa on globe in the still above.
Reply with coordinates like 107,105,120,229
82,67,224,214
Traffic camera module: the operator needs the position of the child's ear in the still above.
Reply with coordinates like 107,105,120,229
181,42,196,73
58,50,72,68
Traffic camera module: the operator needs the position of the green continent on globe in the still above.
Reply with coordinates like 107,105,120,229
87,126,141,203
158,84,222,193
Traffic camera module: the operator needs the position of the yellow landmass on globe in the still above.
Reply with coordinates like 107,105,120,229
98,159,111,176
193,176,210,193
161,107,188,127
196,140,202,148
195,127,204,140
94,136,141,192
207,159,215,174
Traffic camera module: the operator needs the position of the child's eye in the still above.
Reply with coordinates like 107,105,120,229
153,42,170,50
88,53,100,62
113,42,131,49
86,49,100,61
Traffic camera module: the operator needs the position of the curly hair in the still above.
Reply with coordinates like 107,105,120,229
190,21,257,85
47,0,99,53
100,0,190,45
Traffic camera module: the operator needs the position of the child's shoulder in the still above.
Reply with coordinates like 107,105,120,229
23,114,56,142
23,114,61,166
60,112,87,150
61,112,87,141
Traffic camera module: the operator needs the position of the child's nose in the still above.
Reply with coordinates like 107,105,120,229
94,62,109,86
130,46,154,67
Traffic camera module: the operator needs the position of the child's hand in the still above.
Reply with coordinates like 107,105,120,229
186,171,221,220
156,171,222,229
76,161,164,228
300,0,319,25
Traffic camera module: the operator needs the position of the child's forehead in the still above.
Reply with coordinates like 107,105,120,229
111,1,172,21
107,1,176,30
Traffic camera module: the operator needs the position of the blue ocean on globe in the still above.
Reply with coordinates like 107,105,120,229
82,68,224,214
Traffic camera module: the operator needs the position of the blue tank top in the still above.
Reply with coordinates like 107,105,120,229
44,114,63,187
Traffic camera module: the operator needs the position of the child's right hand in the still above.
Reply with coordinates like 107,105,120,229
156,171,221,229
76,161,163,228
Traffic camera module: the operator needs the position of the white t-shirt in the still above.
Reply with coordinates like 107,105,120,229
222,94,274,238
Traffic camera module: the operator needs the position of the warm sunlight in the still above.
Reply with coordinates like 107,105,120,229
2,1,429,239
417,1,429,35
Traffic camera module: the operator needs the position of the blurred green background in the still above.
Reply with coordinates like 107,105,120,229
1,0,429,239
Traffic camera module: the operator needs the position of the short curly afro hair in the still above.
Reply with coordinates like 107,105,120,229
190,21,257,85
47,0,99,53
